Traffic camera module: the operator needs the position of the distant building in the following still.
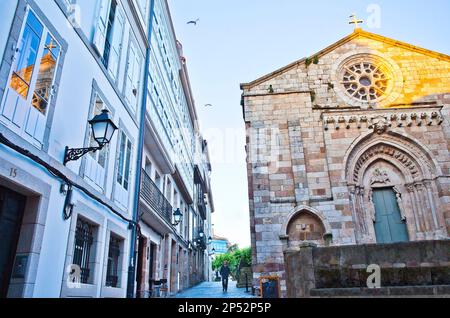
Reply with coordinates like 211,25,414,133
211,234,231,255
136,0,214,298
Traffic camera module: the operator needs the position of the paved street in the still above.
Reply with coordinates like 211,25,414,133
175,281,257,298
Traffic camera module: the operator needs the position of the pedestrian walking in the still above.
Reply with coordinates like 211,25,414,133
220,261,231,292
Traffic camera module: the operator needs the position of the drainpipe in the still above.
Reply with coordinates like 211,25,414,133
127,0,156,299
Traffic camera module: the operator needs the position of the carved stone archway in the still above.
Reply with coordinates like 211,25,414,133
346,133,446,243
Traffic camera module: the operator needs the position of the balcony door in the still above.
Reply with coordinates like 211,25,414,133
0,8,61,147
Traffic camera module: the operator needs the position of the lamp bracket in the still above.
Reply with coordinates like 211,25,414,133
64,145,103,165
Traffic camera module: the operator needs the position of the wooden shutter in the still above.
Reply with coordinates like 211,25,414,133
92,0,112,55
114,131,132,208
130,52,141,111
124,42,136,107
108,5,125,81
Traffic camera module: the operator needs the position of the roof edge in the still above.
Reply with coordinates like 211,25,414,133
240,29,450,90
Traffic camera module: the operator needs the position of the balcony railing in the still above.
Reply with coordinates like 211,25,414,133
141,170,173,225
197,188,207,220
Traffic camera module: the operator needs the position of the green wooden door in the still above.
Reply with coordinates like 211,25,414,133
372,188,409,244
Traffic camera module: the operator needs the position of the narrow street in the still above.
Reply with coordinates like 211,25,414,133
175,282,257,299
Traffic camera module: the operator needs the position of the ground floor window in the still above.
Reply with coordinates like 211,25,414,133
106,235,121,288
73,218,95,284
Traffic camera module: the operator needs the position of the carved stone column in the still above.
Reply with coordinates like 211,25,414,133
406,184,422,235
349,185,373,244
415,182,431,233
393,186,407,221
423,180,439,231
348,185,360,243
364,187,377,243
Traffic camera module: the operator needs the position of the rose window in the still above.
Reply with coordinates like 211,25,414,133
341,60,393,102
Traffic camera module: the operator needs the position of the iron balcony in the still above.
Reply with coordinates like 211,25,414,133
140,170,173,225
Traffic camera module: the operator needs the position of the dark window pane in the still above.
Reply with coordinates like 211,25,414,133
117,132,126,184
106,235,121,288
123,140,132,190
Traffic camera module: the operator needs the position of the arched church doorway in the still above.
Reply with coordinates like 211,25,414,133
372,187,409,244
345,132,447,244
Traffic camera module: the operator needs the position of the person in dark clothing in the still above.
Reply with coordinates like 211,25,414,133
220,261,231,292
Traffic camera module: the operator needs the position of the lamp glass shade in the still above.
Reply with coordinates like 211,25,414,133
89,109,118,147
173,208,183,224
199,232,204,238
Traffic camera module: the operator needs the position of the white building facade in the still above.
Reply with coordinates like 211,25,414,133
136,0,214,297
0,0,213,298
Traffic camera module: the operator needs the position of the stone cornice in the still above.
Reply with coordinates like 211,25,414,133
322,105,444,131
242,90,311,98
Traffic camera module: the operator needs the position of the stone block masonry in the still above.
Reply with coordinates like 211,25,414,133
284,240,450,297
241,29,450,298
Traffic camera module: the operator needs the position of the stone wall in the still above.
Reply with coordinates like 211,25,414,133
284,240,450,297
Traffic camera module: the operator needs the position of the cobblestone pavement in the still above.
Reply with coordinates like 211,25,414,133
175,281,257,298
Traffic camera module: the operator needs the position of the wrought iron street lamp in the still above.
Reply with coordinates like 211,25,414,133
172,208,183,226
64,109,118,165
195,230,207,250
208,247,216,257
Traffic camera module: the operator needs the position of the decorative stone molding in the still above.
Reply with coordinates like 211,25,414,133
371,115,390,134
323,108,443,131
370,168,391,185
344,132,438,183
352,144,421,184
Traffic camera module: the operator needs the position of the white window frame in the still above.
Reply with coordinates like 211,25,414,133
114,128,134,209
83,93,111,192
123,35,142,112
134,0,150,29
0,7,62,148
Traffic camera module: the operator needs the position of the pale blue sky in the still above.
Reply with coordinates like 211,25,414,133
168,0,450,247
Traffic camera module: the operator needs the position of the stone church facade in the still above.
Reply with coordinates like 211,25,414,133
240,29,450,296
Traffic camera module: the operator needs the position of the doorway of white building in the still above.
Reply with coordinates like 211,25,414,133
0,185,26,297
136,236,146,298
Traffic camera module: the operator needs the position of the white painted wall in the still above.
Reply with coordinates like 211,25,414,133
0,1,18,62
0,0,147,298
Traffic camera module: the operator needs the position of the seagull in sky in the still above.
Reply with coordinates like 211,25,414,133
187,18,200,26
205,104,213,107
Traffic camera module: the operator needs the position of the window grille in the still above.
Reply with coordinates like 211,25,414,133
73,218,95,284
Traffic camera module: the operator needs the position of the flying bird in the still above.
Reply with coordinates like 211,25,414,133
205,104,213,107
187,18,200,26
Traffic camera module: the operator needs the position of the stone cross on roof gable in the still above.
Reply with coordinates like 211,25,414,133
349,14,364,30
